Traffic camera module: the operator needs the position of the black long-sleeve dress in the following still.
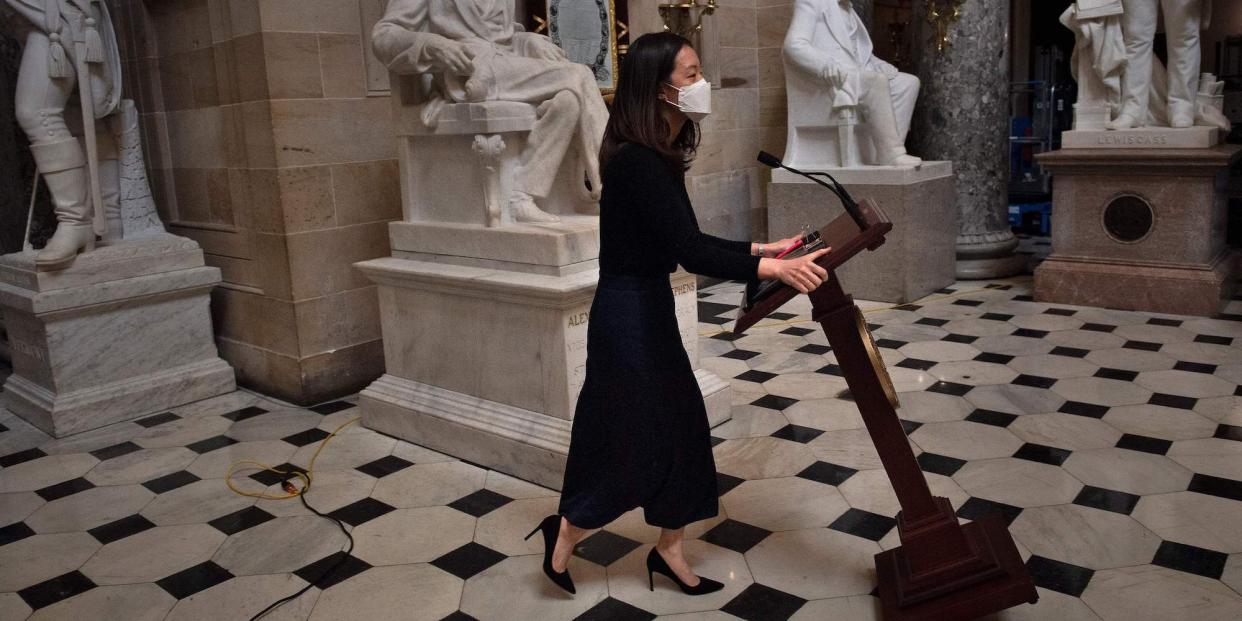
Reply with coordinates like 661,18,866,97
557,143,761,529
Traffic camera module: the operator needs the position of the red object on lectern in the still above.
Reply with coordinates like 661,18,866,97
734,198,1037,621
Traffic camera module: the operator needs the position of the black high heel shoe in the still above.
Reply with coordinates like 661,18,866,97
647,547,724,595
525,514,575,594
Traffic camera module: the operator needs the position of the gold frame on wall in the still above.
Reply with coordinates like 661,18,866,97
545,0,622,94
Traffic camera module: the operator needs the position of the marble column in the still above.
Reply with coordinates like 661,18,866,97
910,0,1024,279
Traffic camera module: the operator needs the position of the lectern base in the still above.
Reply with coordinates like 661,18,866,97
875,515,1037,621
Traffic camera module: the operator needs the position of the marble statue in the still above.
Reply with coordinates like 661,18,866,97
373,0,608,224
4,0,124,271
783,0,922,168
1062,0,1229,131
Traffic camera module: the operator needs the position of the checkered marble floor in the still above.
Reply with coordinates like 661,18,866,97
2,274,1241,621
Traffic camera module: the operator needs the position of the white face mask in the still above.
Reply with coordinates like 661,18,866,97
665,78,711,123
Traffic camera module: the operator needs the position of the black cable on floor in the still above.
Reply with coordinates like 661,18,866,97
249,481,354,621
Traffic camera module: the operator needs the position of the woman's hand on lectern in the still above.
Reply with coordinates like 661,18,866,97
759,248,831,294
763,236,803,258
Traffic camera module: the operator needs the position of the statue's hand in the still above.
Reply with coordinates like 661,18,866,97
820,65,847,89
427,39,475,75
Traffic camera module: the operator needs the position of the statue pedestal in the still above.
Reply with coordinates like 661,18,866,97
767,162,957,303
355,220,731,490
1035,145,1241,316
0,235,236,437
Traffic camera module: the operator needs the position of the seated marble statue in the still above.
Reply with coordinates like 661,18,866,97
783,0,922,168
373,0,608,223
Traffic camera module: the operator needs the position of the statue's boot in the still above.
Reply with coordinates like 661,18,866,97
1168,101,1194,128
886,153,922,167
510,192,561,224
96,133,123,245
1107,114,1140,130
32,138,95,271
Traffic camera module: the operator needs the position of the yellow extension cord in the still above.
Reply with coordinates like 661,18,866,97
225,417,361,500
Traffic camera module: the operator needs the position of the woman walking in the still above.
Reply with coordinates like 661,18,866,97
527,32,830,595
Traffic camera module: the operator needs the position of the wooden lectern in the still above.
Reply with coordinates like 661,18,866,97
734,198,1037,620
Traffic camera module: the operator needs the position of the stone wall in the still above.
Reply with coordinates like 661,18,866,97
111,0,399,404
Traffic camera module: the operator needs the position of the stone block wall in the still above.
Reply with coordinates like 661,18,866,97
111,0,400,404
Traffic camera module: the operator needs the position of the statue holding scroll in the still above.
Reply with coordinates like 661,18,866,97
4,0,123,270
783,0,922,168
373,0,608,224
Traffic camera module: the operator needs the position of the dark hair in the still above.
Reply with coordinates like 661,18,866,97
599,32,699,174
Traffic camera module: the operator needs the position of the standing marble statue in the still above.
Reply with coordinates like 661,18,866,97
372,0,608,224
1112,0,1208,129
783,0,921,168
4,0,122,270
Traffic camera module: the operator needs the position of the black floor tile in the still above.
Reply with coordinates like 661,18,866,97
1236,385,1242,397
815,364,844,377
896,358,937,371
894,304,922,312
0,448,46,468
208,506,277,535
1081,323,1117,333
18,570,95,610
1012,374,1057,389
1026,555,1094,597
1094,368,1139,382
712,332,746,342
281,428,331,448
88,514,157,544
1012,328,1049,339
156,561,234,600
1049,346,1090,358
943,333,979,344
1072,486,1141,516
717,472,745,496
327,498,396,527
1044,308,1077,316
1059,401,1110,419
875,339,907,349
710,436,725,448
0,521,35,546
735,370,777,384
957,497,1023,526
915,317,949,327
917,452,967,477
574,597,656,621
309,401,356,416
936,288,957,294
1173,361,1217,374
186,435,239,454
720,583,807,621
1213,424,1242,442
248,463,308,488
356,455,415,478
770,424,824,444
1122,340,1162,352
974,352,1015,365
36,477,95,502
1151,540,1228,579
143,470,201,494
779,327,814,337
135,412,181,428
1188,473,1242,502
431,542,507,580
797,344,832,356
722,349,760,361
697,302,736,324
900,419,923,435
1148,393,1197,410
1013,443,1072,466
750,394,798,411
222,406,269,422
440,612,480,621
926,381,973,396
796,461,858,486
90,441,143,461
1194,334,1232,346
769,312,797,321
0,422,6,432
952,299,984,307
966,409,1017,428
980,312,1013,321
573,530,642,567
294,552,372,590
1116,433,1173,455
1147,317,1183,327
700,519,772,554
829,508,896,541
448,489,513,518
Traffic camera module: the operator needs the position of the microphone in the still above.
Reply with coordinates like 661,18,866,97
756,151,866,229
